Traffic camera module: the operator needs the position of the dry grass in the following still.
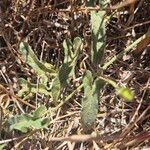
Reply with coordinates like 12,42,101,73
0,0,150,149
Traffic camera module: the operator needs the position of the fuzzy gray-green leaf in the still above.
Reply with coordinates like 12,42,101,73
73,37,82,54
19,42,56,83
91,11,106,65
81,74,105,132
83,70,93,95
63,38,73,63
33,105,47,119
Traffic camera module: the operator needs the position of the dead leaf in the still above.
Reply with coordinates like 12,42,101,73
0,84,10,109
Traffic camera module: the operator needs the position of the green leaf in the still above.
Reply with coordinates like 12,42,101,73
5,108,50,133
0,144,6,150
71,37,82,77
10,118,50,132
59,62,73,87
81,94,98,132
8,114,32,133
98,0,110,7
11,122,30,133
91,10,106,65
33,105,47,119
83,70,93,96
17,78,51,98
92,78,105,95
51,63,72,103
51,76,61,103
7,114,32,125
81,71,105,132
51,37,82,102
63,37,82,75
19,42,56,83
73,37,82,54
63,38,73,63
29,118,50,129
117,87,134,101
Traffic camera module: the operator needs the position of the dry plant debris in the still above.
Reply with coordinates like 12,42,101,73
0,0,150,149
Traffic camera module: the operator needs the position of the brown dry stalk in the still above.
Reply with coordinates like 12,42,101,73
27,0,137,16
48,132,121,142
109,0,137,10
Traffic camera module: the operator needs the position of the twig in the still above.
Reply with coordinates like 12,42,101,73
109,0,136,10
102,28,150,70
29,0,137,16
0,131,35,144
48,132,121,142
52,84,83,112
121,78,150,137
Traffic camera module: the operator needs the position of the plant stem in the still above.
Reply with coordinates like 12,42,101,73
102,31,150,70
